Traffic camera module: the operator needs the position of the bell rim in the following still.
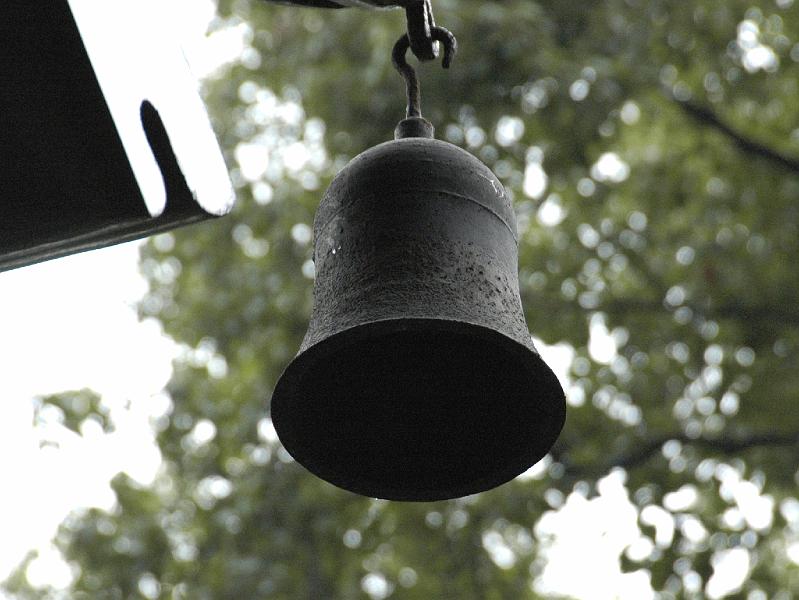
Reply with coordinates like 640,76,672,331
271,317,566,502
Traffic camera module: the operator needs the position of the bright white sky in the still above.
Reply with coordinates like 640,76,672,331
0,1,781,597
0,0,228,588
0,243,174,588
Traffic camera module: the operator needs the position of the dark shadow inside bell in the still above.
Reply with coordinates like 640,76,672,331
271,320,565,501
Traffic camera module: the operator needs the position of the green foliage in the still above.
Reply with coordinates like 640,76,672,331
6,0,799,598
33,389,114,439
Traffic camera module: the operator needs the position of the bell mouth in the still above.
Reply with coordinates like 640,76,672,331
271,319,565,502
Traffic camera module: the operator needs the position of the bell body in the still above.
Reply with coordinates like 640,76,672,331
271,123,565,501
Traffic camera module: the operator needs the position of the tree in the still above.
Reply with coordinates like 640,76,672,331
5,0,799,597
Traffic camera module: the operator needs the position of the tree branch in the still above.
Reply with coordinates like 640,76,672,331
674,97,799,173
602,298,799,328
566,431,799,479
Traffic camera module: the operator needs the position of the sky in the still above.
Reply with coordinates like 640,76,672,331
0,0,231,587
0,1,774,597
0,242,174,587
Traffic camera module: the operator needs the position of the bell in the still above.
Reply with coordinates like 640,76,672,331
271,116,566,501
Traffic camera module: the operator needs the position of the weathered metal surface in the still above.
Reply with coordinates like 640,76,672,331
0,1,234,272
271,124,566,501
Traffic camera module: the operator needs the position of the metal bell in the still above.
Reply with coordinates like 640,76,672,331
271,117,566,501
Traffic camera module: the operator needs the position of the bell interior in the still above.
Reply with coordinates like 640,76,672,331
271,319,565,501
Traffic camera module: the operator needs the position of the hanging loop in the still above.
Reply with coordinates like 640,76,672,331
392,26,457,118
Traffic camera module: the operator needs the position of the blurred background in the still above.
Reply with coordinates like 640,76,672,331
2,0,799,597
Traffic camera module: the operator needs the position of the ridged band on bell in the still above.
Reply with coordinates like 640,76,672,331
271,132,566,501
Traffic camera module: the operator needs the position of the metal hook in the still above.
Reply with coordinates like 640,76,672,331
392,26,457,118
